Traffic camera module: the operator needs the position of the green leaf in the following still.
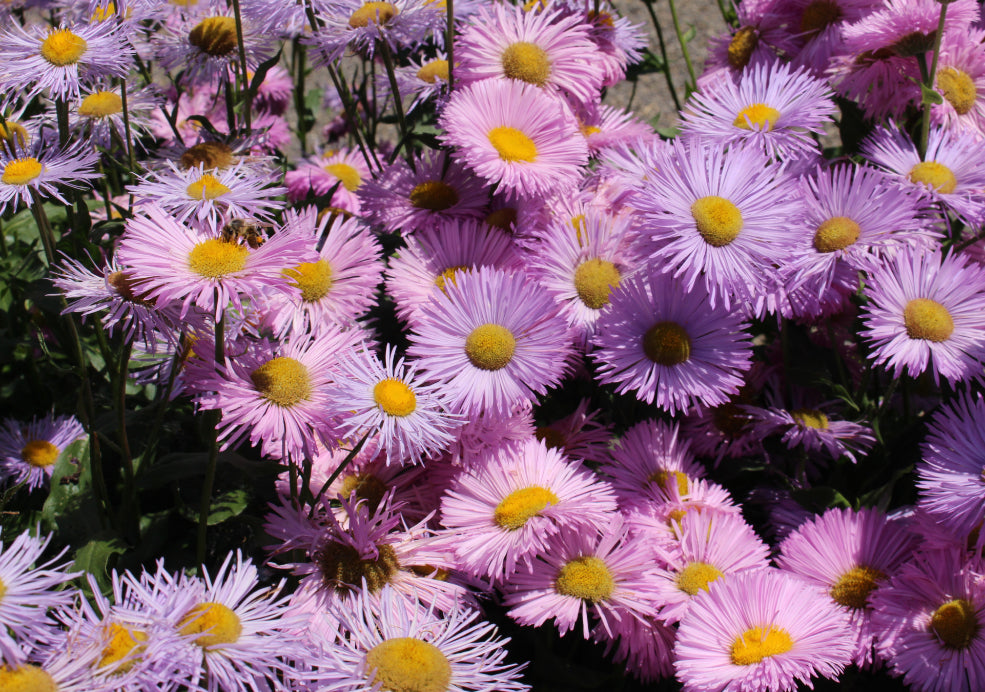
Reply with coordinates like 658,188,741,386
206,488,249,525
248,48,284,102
73,532,127,589
683,25,697,44
921,83,944,106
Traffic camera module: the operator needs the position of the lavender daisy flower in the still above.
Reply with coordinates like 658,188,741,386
575,102,654,155
681,60,836,162
455,3,604,107
407,266,573,417
129,161,286,225
0,644,100,692
870,548,985,692
0,137,100,215
392,51,451,113
503,515,663,639
862,123,985,225
860,248,985,384
439,78,589,201
630,136,801,310
69,81,160,152
591,271,753,415
933,32,985,137
651,511,770,625
312,584,529,692
439,437,618,583
917,391,985,541
285,148,372,213
0,529,78,664
674,569,854,692
776,508,917,667
328,344,461,465
0,20,132,100
0,414,86,491
116,204,315,321
306,0,442,64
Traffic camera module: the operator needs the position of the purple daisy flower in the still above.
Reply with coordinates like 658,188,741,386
306,0,442,65
0,137,100,215
327,344,461,465
502,514,663,639
0,414,86,491
0,529,78,664
311,584,529,692
439,78,589,201
438,437,618,583
591,270,753,414
859,247,985,384
870,548,985,692
933,31,985,137
761,0,876,75
917,391,985,540
651,510,771,625
455,3,603,108
681,60,836,162
862,123,985,225
407,266,573,417
116,204,315,321
630,136,801,310
674,569,854,692
776,507,917,667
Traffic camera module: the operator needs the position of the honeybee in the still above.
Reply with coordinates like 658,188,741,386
220,218,272,249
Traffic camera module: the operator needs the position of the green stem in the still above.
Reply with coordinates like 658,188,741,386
378,38,412,164
310,431,370,516
445,0,455,91
116,341,139,541
119,79,137,175
642,1,681,113
230,0,253,131
918,2,948,159
141,334,186,468
667,0,697,92
197,311,226,566
327,61,381,170
293,40,309,157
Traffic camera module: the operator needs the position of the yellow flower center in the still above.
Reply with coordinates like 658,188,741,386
187,238,249,278
903,298,954,342
937,67,977,115
930,598,979,650
339,472,388,511
800,0,841,35
691,196,743,247
642,321,691,366
250,357,312,407
416,59,449,84
20,440,59,468
813,216,860,253
0,664,57,692
791,408,829,430
373,378,417,417
316,541,398,594
364,638,452,692
188,16,238,57
348,1,399,27
830,565,885,610
733,103,781,131
676,561,724,596
180,142,235,170
325,162,362,192
494,485,559,530
501,41,551,86
485,207,517,231
573,258,621,310
40,29,88,66
98,622,149,671
178,602,242,647
555,556,615,602
908,161,957,194
731,625,794,665
434,265,468,293
727,26,759,70
284,259,333,302
464,323,516,371
2,157,43,186
186,173,231,200
409,180,458,211
488,126,538,163
0,121,30,155
647,469,689,495
79,91,123,118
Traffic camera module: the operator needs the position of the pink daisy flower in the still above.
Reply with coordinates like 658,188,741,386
0,414,86,492
502,514,663,639
115,204,315,321
776,507,917,667
591,270,753,414
933,31,985,137
860,247,985,384
407,266,573,417
0,137,100,215
761,0,876,75
681,60,836,161
870,548,985,692
674,569,854,692
651,510,771,625
438,437,618,583
575,102,654,156
439,78,589,201
455,3,603,107
284,148,373,213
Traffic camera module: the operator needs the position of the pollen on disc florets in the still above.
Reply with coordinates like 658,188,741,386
691,195,743,247
903,297,954,342
488,126,538,163
364,638,452,692
188,238,249,278
494,485,559,530
79,91,124,118
573,258,621,310
465,323,516,370
730,625,794,665
250,356,312,407
188,16,238,57
325,163,362,192
908,161,957,194
417,59,449,84
285,259,333,302
830,565,885,610
20,440,59,468
41,29,88,66
348,2,399,28
501,41,551,86
316,541,399,594
733,103,781,131
2,157,44,186
178,602,242,647
0,664,57,692
930,598,979,650
98,623,149,671
813,216,861,253
676,561,724,596
937,67,977,115
555,555,615,602
373,378,417,417
791,408,829,430
186,173,231,200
